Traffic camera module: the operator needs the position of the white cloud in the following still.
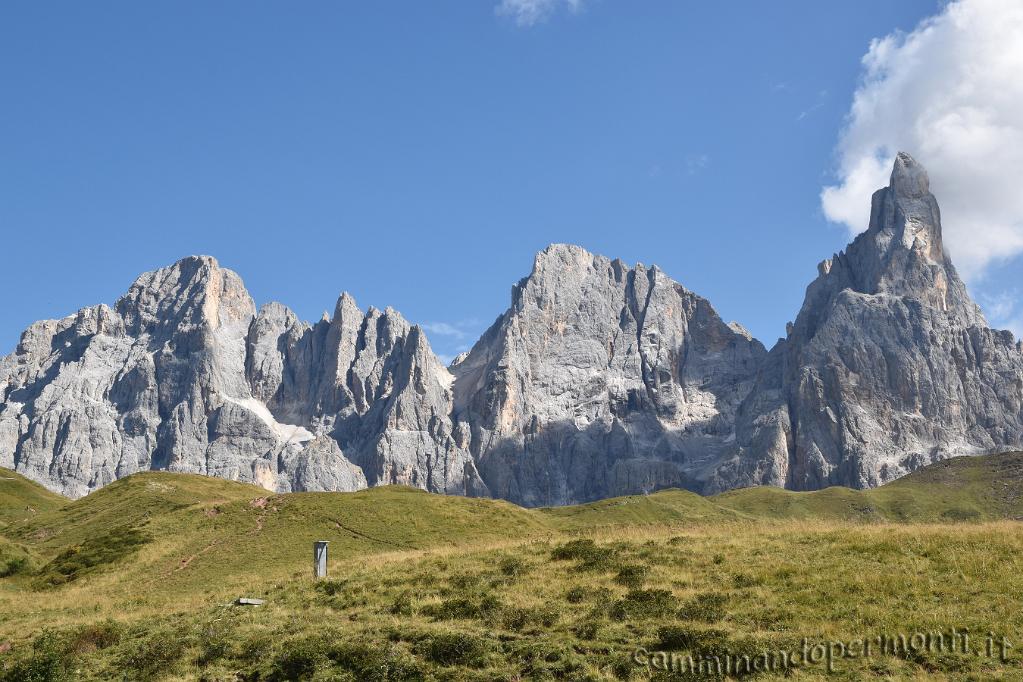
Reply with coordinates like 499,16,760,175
496,0,584,27
821,0,1023,280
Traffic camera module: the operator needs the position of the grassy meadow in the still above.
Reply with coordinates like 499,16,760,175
1,453,1023,680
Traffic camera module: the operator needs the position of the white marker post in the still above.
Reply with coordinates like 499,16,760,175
314,540,329,579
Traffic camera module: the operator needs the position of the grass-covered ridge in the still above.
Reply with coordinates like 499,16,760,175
0,468,65,529
715,451,1023,523
1,453,1022,679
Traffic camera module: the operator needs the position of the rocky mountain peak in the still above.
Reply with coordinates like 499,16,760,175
534,242,593,266
889,151,930,199
867,150,944,266
116,255,255,340
451,242,766,505
332,291,360,319
796,154,983,339
748,152,1017,494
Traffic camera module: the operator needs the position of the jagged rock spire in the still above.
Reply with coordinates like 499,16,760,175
795,153,984,341
741,152,1019,493
890,151,931,198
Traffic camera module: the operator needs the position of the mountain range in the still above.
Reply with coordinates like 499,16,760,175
3,152,1022,504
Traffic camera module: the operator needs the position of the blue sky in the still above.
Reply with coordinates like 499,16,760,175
3,1,1020,361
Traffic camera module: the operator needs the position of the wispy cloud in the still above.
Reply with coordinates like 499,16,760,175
796,90,828,121
421,322,470,339
420,320,482,365
685,153,710,176
496,0,585,27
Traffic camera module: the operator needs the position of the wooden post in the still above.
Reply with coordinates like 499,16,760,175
314,540,329,579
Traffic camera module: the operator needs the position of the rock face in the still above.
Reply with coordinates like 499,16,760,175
727,153,1023,491
243,296,485,496
449,244,766,506
3,153,1023,502
0,257,476,498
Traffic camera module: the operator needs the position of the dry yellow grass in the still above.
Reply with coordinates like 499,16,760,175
3,459,1023,679
4,519,1023,680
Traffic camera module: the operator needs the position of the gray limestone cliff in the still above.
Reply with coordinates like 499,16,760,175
449,244,766,505
3,153,1023,502
0,256,474,497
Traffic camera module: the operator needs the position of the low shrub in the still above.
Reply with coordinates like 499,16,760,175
537,605,560,627
573,620,601,640
328,641,425,681
677,591,728,623
500,603,562,631
657,624,697,650
610,589,676,620
657,625,731,656
390,589,415,616
615,564,650,588
194,618,233,668
425,593,503,622
504,638,587,678
2,631,75,682
941,508,981,522
116,624,189,680
448,572,484,590
239,632,276,665
502,606,532,631
585,587,616,619
68,620,123,654
0,556,29,578
421,631,490,667
314,579,348,596
499,555,528,578
551,539,620,572
551,539,599,561
266,634,330,681
732,572,762,588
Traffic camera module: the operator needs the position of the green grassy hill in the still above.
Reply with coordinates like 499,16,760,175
0,469,65,529
714,450,1023,523
1,453,1023,680
539,488,738,530
2,472,550,596
2,451,1022,595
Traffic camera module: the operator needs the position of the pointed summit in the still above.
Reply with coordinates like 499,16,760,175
867,151,944,261
792,152,984,343
890,151,930,199
745,151,1020,495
